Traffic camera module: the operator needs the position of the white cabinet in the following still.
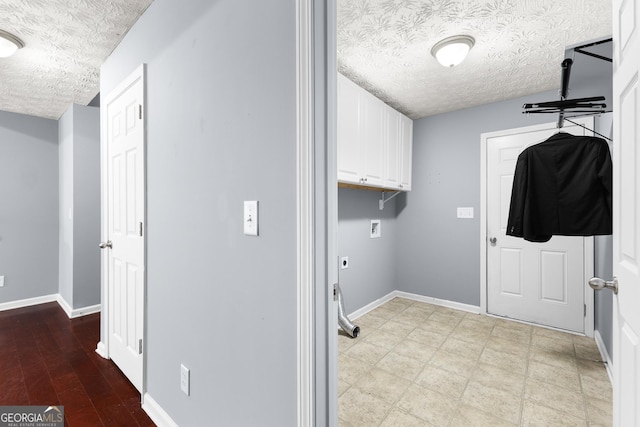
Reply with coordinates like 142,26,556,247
383,108,401,189
337,73,413,191
337,74,361,183
337,74,384,187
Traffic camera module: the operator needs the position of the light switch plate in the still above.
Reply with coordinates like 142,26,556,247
457,207,474,219
0,276,4,287
244,201,258,236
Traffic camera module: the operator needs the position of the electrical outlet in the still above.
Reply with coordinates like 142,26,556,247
180,364,190,396
0,276,4,287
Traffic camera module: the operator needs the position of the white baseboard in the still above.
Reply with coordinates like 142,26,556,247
56,295,101,319
142,393,179,427
594,329,614,384
392,291,481,314
0,293,100,319
0,294,58,312
348,290,481,320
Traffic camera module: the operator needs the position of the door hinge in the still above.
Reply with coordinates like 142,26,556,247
584,304,587,317
138,339,143,354
139,221,143,237
333,283,338,301
138,104,142,120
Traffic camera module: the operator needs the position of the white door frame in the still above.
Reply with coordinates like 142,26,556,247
96,64,147,398
480,120,595,337
296,0,314,425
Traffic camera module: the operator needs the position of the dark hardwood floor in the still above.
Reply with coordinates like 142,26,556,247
0,302,155,426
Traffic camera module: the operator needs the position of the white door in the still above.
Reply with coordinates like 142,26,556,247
102,65,146,392
612,0,640,423
485,120,592,333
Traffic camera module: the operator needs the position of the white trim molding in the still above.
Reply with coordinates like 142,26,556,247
56,295,101,319
0,294,100,319
142,393,179,427
296,0,314,426
594,329,614,384
0,294,58,312
95,341,108,359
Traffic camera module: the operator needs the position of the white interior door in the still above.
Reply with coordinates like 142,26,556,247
102,65,146,392
485,120,593,333
612,0,640,424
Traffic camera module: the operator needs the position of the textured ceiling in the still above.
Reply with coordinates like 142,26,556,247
0,1,613,121
337,0,612,119
0,0,153,120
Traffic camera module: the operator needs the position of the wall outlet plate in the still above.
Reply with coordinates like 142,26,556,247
340,256,349,269
370,219,381,238
180,364,190,396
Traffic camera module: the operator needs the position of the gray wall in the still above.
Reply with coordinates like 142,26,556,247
71,105,100,308
395,50,612,313
396,89,561,305
0,111,59,303
58,104,101,309
58,107,74,305
100,1,299,425
338,188,398,313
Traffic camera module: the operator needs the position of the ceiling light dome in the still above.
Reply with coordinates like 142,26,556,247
431,35,475,67
0,29,24,58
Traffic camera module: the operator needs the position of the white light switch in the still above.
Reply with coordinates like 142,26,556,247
244,201,259,236
0,276,4,287
457,207,474,219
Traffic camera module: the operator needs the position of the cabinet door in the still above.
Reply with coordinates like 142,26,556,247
337,74,361,184
384,107,401,189
399,114,413,191
360,92,385,187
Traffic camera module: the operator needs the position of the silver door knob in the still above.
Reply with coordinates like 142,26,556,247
489,237,497,245
99,241,112,249
588,277,618,295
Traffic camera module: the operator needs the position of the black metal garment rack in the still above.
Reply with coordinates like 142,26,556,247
522,38,612,132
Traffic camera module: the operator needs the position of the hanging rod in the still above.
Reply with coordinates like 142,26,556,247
523,96,605,110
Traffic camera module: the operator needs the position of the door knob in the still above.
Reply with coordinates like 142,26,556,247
99,241,112,249
588,277,618,295
489,237,497,245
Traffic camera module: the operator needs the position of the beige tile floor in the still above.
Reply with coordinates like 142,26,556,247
338,297,612,427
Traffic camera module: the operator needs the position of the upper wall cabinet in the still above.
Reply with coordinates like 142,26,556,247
337,73,413,191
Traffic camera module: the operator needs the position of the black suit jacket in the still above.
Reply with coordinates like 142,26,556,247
506,132,612,242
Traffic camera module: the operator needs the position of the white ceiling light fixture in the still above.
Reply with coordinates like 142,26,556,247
0,29,24,58
431,35,475,67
